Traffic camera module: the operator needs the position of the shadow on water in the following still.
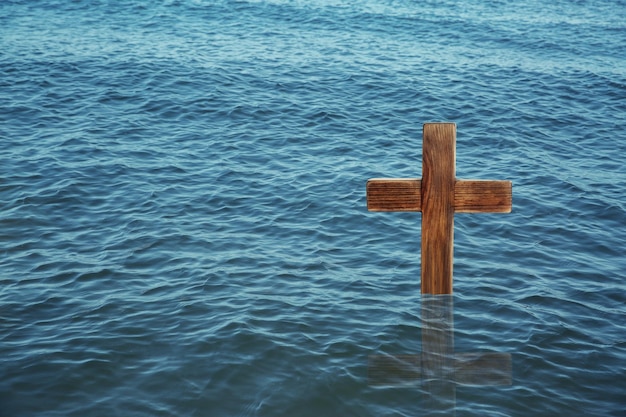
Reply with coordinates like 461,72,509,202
368,295,512,416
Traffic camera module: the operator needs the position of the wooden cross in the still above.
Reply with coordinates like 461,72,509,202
366,123,512,294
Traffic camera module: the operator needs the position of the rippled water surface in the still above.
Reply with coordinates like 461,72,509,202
2,0,626,416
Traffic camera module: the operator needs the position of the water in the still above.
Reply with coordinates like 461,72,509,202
1,0,625,415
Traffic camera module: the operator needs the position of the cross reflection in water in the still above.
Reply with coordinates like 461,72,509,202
368,295,512,414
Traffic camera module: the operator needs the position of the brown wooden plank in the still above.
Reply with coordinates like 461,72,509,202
421,123,456,294
366,178,422,212
454,180,512,213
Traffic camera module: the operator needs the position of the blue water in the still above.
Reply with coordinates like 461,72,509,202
2,0,626,415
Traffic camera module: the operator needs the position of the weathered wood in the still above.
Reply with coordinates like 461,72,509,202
367,179,512,213
365,123,512,294
455,180,512,213
421,123,456,294
366,179,421,211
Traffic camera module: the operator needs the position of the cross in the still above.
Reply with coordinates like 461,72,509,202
368,296,512,415
366,123,512,294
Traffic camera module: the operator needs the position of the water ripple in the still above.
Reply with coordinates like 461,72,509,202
2,0,626,416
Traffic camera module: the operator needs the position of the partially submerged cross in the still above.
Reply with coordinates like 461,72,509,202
366,123,512,294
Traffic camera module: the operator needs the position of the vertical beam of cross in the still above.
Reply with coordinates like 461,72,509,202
421,123,456,293
366,123,512,294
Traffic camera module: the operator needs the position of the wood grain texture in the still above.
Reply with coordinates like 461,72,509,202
366,179,421,211
421,123,456,294
366,179,512,213
365,122,513,295
454,180,512,213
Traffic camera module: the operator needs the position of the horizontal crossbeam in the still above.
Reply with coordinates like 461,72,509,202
366,179,512,213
